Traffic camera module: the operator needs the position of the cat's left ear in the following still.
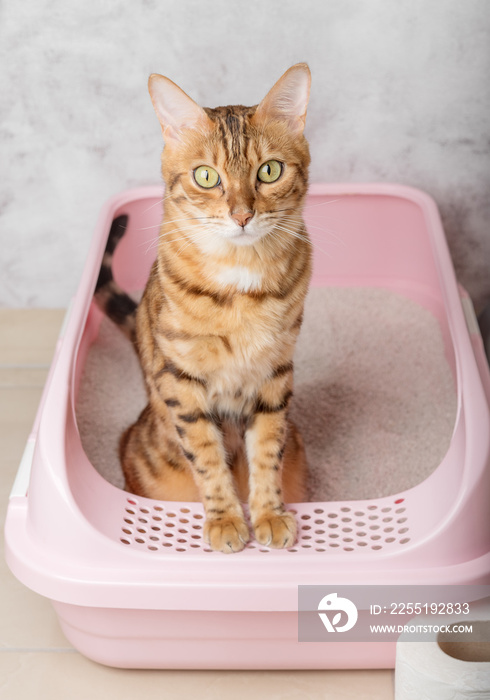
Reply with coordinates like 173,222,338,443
148,74,212,142
252,63,311,134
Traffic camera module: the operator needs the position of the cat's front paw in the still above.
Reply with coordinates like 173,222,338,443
204,516,250,554
253,511,297,549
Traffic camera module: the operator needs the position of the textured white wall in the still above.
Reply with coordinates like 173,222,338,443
1,0,489,307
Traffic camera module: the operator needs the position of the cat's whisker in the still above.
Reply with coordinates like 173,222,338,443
300,205,348,236
278,215,346,248
267,231,295,252
270,199,340,217
275,224,317,242
158,222,212,237
187,215,220,222
141,224,209,255
141,191,174,215
267,231,300,257
150,228,210,250
272,224,333,258
136,223,167,232
270,225,308,245
136,215,207,232
302,198,340,210
139,223,200,244
175,228,220,256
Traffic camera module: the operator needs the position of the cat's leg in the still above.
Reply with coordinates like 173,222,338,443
120,403,201,501
221,418,250,502
281,419,308,503
153,371,250,553
121,400,250,551
245,377,299,548
174,412,250,552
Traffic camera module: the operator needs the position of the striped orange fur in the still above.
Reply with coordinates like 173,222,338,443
101,64,312,553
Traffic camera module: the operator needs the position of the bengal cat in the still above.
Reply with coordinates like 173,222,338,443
96,64,312,553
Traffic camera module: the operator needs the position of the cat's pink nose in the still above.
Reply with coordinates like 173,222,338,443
231,210,254,228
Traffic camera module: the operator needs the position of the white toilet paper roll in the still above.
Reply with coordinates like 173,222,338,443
395,614,490,700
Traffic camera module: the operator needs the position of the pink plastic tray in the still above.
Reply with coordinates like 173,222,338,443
5,183,490,669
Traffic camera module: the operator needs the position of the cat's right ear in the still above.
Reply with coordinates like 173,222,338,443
148,74,212,142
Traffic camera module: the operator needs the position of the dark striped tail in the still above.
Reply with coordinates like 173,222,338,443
94,214,137,342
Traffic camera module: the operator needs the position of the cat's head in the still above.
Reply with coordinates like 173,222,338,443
148,64,311,252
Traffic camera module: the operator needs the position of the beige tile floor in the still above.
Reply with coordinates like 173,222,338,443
0,309,395,699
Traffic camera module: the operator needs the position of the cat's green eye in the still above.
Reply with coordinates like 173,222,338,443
257,160,282,183
194,165,221,189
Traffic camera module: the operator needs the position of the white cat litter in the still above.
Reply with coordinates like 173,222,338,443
76,285,456,502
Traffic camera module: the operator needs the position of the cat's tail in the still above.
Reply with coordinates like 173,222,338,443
94,214,138,343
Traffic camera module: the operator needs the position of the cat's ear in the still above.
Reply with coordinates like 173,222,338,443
148,74,212,142
252,63,311,134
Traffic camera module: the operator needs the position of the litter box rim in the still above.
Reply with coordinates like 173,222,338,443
5,183,490,611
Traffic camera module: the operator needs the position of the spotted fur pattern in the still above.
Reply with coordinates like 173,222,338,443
96,64,312,552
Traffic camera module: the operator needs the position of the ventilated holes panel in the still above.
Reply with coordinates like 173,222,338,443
120,498,410,554
120,499,214,553
288,501,410,552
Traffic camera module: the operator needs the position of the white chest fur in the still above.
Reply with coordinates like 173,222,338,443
213,264,263,293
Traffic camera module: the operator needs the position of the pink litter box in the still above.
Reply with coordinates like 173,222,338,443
5,183,490,669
